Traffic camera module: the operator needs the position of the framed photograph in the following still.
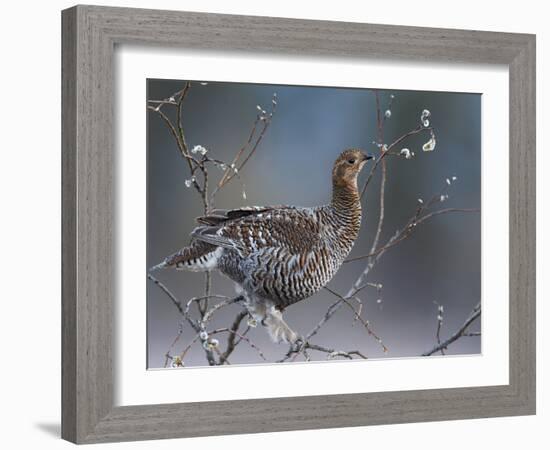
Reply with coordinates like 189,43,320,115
62,5,536,444
145,79,482,370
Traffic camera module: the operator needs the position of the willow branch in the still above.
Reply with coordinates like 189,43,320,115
359,125,433,199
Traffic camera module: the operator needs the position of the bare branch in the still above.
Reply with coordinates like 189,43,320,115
323,287,388,353
147,274,220,365
216,116,260,191
211,97,277,201
345,207,480,263
219,311,249,364
368,91,388,274
433,301,445,355
359,124,434,199
183,294,231,317
278,341,368,363
422,303,481,356
176,81,191,155
211,326,267,361
201,295,242,326
147,274,185,317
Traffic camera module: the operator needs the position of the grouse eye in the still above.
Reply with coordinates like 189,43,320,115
347,159,356,165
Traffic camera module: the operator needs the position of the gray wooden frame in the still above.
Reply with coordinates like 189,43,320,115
62,4,536,444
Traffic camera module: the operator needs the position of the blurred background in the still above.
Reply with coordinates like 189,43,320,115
147,79,481,369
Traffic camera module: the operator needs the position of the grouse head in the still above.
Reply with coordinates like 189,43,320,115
332,149,373,190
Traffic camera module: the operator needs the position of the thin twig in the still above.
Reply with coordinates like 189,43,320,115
147,274,222,365
434,301,445,356
278,341,367,363
184,294,230,317
369,91,387,273
324,287,388,353
219,311,249,364
345,208,480,263
211,99,277,201
216,116,261,191
422,303,481,356
147,274,185,316
201,296,242,326
360,125,433,199
176,81,191,155
211,326,267,361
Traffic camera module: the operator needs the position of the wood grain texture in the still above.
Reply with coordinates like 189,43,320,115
61,4,536,444
61,7,77,443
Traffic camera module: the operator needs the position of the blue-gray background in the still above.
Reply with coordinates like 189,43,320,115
147,79,481,368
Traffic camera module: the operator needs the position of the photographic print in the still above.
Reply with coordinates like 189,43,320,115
146,79,481,369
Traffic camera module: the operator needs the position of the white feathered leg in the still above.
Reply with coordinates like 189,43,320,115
243,294,298,344
263,306,298,344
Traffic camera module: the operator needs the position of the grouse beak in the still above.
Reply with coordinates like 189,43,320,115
362,152,375,161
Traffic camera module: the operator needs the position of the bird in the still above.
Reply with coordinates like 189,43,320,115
151,149,374,344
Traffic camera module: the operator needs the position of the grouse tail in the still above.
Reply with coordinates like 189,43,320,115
150,240,221,272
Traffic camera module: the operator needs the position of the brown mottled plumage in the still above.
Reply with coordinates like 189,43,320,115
153,149,373,343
